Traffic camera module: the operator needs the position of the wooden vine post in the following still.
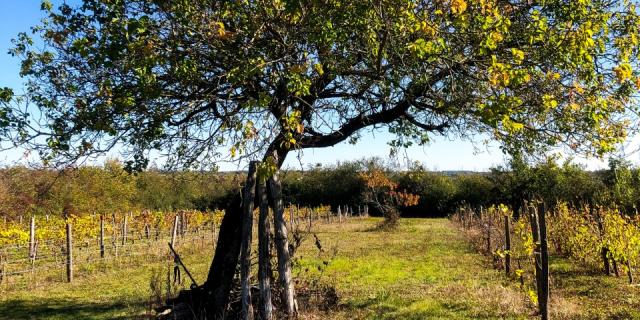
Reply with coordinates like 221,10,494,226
66,222,73,283
289,206,295,230
268,166,297,318
504,213,511,275
593,207,611,275
485,209,491,254
537,203,550,320
170,215,180,253
257,175,273,320
99,215,105,258
239,161,258,320
121,215,128,246
528,202,549,320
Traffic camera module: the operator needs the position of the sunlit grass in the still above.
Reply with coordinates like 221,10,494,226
1,218,636,319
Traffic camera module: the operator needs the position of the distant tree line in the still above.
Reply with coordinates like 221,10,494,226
1,156,639,218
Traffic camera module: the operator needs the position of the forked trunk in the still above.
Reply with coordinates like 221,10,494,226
177,147,290,320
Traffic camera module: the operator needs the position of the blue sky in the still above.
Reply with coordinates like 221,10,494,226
0,1,627,171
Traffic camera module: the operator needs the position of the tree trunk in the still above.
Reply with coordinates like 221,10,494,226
268,172,296,318
204,192,244,318
240,162,258,320
257,179,273,320
173,147,289,319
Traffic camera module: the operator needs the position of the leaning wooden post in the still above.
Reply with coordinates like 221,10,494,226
99,215,105,258
537,202,549,320
170,214,179,251
66,221,73,283
504,213,512,275
338,206,342,223
29,216,36,262
289,205,295,230
257,177,273,320
268,166,297,317
240,161,258,320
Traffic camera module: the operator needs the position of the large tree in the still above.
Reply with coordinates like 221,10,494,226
2,0,639,318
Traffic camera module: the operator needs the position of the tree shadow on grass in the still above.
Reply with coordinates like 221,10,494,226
0,297,151,320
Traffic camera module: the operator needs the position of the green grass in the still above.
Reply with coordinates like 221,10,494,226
0,218,636,319
296,218,530,319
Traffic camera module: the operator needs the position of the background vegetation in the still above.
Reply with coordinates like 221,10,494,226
3,156,640,219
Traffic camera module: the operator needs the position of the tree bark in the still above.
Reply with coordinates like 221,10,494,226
257,179,273,320
195,146,289,319
204,192,244,318
240,162,258,320
268,172,296,318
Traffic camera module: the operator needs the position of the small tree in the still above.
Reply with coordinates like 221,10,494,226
360,168,419,228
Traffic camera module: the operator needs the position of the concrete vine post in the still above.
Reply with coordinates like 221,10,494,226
29,216,36,263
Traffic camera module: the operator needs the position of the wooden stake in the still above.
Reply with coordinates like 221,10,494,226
171,215,179,251
99,215,105,258
257,179,273,320
268,169,296,318
121,215,128,246
66,222,73,283
504,215,511,275
240,161,258,320
537,203,549,320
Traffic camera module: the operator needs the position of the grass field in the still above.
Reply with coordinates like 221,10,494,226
0,218,637,319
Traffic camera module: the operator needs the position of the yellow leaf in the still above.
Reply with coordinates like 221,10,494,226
613,63,633,82
215,22,226,37
313,63,324,75
451,0,467,14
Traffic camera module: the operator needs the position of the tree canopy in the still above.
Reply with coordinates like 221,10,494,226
1,0,640,170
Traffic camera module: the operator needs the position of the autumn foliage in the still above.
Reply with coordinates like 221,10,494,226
359,169,419,228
